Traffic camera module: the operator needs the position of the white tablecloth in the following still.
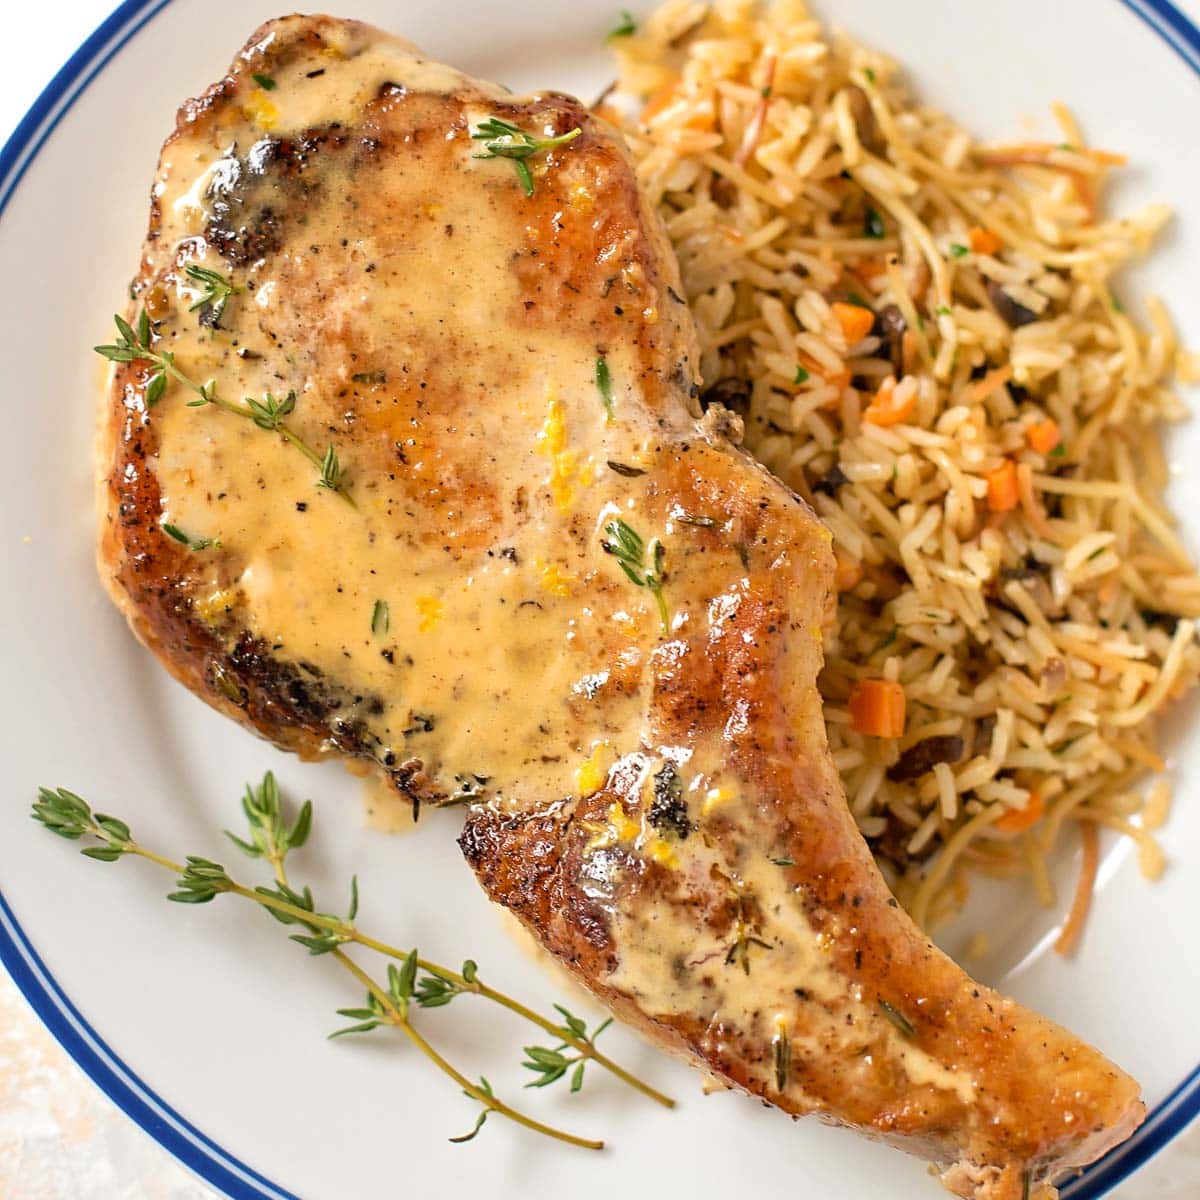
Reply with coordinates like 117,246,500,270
1,3,1197,1197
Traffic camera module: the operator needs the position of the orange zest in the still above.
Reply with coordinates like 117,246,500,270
969,226,1001,256
995,789,1044,833
985,459,1019,513
848,678,906,738
863,378,916,427
1026,418,1061,455
831,301,875,346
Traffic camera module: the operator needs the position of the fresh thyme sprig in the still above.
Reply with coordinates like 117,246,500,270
32,775,672,1143
184,264,244,328
600,518,670,634
94,313,355,507
522,1006,614,1093
470,117,582,197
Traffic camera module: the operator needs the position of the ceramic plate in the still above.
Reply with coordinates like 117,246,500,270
1,1,1198,1197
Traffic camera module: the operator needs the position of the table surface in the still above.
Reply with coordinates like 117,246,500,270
1,2,1197,1197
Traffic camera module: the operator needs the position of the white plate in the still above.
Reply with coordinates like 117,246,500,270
1,1,1198,1197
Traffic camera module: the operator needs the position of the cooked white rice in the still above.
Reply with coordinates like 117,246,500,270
607,0,1199,935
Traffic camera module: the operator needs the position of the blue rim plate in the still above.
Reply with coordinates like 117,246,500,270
1,1,1197,1197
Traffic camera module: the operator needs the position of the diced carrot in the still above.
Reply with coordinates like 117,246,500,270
863,377,916,427
834,547,864,592
969,226,1001,256
985,459,1019,513
848,257,889,291
1026,418,1061,455
848,679,906,738
995,789,1044,833
831,301,875,346
641,81,680,124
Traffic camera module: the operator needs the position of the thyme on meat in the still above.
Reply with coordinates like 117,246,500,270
724,898,771,975
32,774,672,1147
470,117,582,197
600,518,670,634
184,264,243,327
595,356,615,421
878,999,916,1040
371,599,389,636
161,522,220,552
251,73,277,91
95,312,355,507
772,1026,791,1091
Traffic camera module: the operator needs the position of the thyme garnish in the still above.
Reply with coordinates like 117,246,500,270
878,999,915,1040
32,775,672,1146
607,9,637,39
450,1076,497,1143
251,73,277,91
316,445,345,494
1021,1168,1032,1200
675,512,716,527
470,117,582,197
607,460,646,478
772,1027,791,1091
184,264,243,327
371,599,389,637
769,857,795,867
596,356,614,421
95,313,355,507
161,522,219,552
725,927,771,974
600,518,670,634
522,1007,615,1092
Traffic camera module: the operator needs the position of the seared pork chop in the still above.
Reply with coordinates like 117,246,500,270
97,16,1143,1198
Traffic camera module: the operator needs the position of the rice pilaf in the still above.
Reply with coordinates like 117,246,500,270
607,0,1200,942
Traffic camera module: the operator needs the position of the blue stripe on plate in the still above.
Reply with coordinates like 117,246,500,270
0,0,1197,1196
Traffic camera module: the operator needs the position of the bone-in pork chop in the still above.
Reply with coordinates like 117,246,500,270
96,16,1143,1198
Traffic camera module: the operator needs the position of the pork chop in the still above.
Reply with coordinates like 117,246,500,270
96,16,1143,1198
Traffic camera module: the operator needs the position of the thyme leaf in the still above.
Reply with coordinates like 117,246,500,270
878,999,915,1040
772,1027,791,1091
470,117,582,197
522,1008,614,1093
184,263,244,327
595,356,614,420
371,599,389,637
161,522,219,552
600,518,670,634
